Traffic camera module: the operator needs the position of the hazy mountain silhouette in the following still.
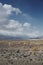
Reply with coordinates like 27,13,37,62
0,35,43,40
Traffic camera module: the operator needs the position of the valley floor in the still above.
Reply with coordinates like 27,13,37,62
0,40,43,65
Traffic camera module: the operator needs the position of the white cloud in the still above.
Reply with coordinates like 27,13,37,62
0,3,22,23
5,20,22,29
1,19,40,37
3,4,22,15
23,22,31,27
0,3,41,38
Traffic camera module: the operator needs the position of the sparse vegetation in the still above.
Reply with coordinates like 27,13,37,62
0,40,43,65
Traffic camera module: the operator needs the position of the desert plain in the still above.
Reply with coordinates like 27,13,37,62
0,40,43,65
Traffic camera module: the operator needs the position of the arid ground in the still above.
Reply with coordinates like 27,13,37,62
0,40,43,65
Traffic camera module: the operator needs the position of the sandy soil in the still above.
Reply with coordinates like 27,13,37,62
0,40,43,65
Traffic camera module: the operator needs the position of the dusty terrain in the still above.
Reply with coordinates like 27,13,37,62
0,40,43,65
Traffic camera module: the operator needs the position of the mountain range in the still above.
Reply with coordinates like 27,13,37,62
0,35,43,40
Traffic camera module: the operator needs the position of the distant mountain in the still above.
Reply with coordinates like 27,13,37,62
29,36,43,39
0,35,43,40
0,35,23,40
0,35,29,40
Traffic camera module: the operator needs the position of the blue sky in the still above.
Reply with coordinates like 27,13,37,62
0,0,43,38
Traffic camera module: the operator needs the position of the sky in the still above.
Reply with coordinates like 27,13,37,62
0,0,43,38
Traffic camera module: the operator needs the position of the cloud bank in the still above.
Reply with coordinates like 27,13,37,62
0,3,41,38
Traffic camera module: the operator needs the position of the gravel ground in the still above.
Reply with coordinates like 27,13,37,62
0,40,43,65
